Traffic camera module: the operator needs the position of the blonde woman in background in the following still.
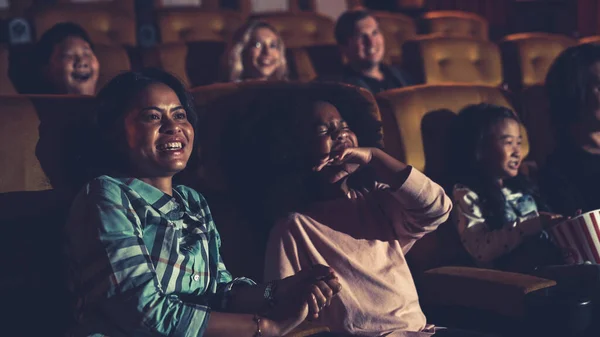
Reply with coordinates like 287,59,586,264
222,21,288,82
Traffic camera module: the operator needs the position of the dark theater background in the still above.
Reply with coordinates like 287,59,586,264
2,1,600,337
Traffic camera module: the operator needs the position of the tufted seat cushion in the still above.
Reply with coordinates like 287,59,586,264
371,11,417,65
33,7,136,45
421,10,488,40
94,44,132,90
142,41,228,87
157,9,244,43
500,32,576,92
375,84,529,180
402,36,502,86
250,11,335,48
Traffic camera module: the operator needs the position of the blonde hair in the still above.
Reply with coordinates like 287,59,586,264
222,21,288,82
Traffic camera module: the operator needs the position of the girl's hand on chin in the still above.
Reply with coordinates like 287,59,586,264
312,148,373,174
330,147,373,167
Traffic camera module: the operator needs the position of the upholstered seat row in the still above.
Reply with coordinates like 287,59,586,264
0,32,588,95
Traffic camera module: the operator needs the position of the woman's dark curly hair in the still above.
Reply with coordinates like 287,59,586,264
546,43,600,140
447,103,549,230
84,68,198,180
222,82,383,220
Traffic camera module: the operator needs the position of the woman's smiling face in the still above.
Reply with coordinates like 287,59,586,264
121,82,194,178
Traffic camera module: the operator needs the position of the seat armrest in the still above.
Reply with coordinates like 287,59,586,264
284,321,329,337
417,266,557,318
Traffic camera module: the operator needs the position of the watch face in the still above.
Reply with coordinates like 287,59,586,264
264,281,277,303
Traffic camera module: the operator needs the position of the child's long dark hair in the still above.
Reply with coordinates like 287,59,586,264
222,83,383,223
447,103,549,230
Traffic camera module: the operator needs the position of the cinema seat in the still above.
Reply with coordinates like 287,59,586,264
142,41,228,87
402,36,503,86
500,32,576,92
156,9,245,43
250,11,336,48
371,11,417,65
375,83,528,180
420,10,489,40
0,94,95,337
32,6,136,46
94,44,132,89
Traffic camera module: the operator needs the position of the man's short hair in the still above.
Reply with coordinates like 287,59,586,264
334,9,373,46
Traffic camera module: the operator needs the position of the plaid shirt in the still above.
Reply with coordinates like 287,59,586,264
65,175,255,337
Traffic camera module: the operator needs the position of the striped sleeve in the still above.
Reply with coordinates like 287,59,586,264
68,179,212,337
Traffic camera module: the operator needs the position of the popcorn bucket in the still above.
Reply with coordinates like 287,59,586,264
548,210,600,265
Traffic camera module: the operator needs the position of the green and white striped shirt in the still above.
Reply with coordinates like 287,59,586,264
65,175,254,336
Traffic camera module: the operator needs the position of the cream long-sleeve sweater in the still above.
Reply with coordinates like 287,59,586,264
264,168,452,337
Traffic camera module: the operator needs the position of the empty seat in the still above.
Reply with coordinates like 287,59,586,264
94,44,132,90
285,47,318,82
301,44,344,79
420,10,488,40
32,6,136,45
402,36,503,86
156,9,245,43
375,84,529,181
500,33,576,92
250,11,336,48
142,41,227,87
0,45,16,95
371,11,417,65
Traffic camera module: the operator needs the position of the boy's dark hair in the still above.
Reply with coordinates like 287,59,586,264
334,9,373,46
86,68,197,179
35,22,94,67
546,43,600,139
447,103,549,230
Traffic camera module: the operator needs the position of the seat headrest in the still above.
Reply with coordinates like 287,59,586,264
250,12,335,48
158,10,245,43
